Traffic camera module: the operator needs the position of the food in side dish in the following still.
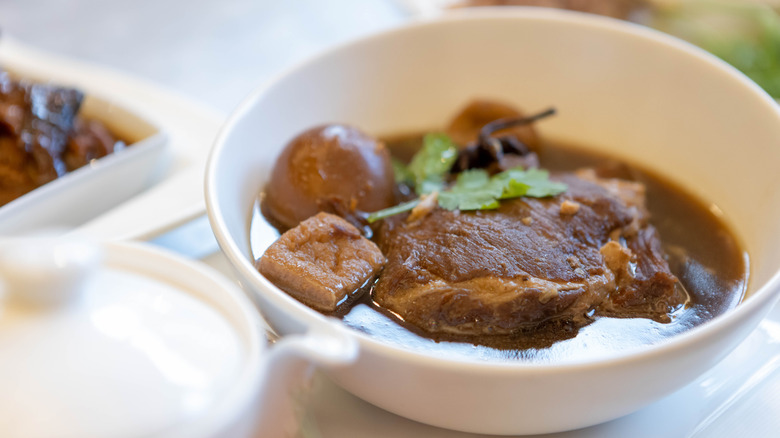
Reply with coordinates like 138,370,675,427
0,71,124,206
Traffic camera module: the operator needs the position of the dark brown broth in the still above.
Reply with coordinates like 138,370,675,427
253,136,748,363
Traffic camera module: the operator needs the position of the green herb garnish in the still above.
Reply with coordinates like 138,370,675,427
438,168,566,212
368,134,566,223
407,133,458,194
496,168,568,198
366,199,421,223
438,169,502,211
391,157,414,186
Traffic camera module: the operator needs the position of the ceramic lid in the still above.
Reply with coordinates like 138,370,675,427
0,236,261,438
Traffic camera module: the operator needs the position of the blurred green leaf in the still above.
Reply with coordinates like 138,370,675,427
651,0,780,98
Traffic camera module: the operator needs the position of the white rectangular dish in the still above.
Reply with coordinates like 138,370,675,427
0,66,168,235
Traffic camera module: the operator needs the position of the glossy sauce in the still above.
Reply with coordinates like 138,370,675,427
253,137,748,363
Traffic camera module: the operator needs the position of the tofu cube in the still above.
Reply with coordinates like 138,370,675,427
257,212,385,312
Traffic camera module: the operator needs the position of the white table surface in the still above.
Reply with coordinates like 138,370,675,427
3,2,780,437
0,0,407,113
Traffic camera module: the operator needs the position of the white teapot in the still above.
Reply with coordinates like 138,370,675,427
0,236,356,438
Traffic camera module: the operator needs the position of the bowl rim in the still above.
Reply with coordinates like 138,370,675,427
206,7,780,372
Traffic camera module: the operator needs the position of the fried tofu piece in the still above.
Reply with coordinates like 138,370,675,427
257,212,385,312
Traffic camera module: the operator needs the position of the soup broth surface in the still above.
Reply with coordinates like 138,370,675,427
252,136,747,363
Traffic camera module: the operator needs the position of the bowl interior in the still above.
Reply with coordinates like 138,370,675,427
208,9,780,348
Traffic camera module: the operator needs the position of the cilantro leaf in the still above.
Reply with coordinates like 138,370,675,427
436,167,566,212
438,169,503,211
391,158,414,185
438,191,501,211
449,169,495,193
407,133,458,194
496,168,567,198
366,199,420,223
367,136,567,221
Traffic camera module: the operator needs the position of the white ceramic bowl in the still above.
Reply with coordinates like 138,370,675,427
206,9,780,435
